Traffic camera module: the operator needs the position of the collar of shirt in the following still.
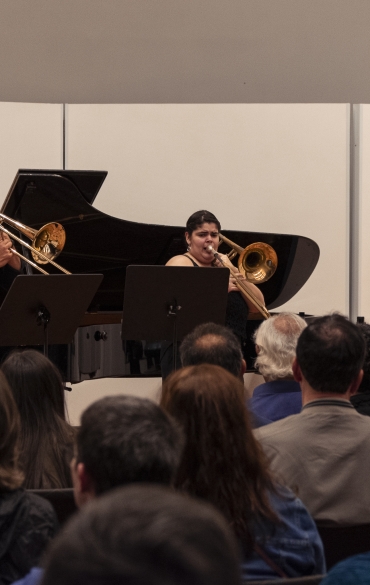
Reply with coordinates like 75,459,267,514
302,398,354,411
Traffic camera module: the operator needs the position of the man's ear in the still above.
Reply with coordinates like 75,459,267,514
292,357,302,383
72,461,96,507
348,369,364,396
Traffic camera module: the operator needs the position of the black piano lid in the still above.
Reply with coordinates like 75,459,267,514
1,169,320,312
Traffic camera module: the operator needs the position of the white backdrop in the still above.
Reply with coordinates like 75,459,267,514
0,102,63,199
66,103,349,315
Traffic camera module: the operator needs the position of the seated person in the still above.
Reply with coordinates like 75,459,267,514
13,394,184,585
255,313,370,524
351,321,370,416
0,371,57,585
179,322,269,427
161,364,325,580
249,312,306,422
40,484,242,585
1,350,76,489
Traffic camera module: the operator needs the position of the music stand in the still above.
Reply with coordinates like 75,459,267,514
0,274,103,356
121,266,229,370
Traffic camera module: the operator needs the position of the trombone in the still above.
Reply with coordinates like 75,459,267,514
208,234,278,320
219,234,277,284
0,214,71,275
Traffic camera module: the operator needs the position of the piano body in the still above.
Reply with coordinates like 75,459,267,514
1,169,320,381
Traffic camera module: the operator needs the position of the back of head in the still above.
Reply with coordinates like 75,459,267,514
77,395,183,494
296,313,366,394
1,349,72,489
254,312,306,380
41,484,241,585
180,322,243,377
1,349,66,422
161,364,276,541
0,371,24,490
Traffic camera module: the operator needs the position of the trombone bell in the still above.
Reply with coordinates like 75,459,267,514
32,223,66,264
238,242,278,283
219,233,277,284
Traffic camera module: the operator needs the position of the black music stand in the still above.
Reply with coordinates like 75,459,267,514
0,274,103,356
121,266,229,371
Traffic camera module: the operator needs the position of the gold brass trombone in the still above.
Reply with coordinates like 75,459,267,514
218,234,278,284
0,214,71,275
207,234,278,320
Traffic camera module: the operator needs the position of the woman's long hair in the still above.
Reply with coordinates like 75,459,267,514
161,364,278,546
0,371,24,490
1,350,75,489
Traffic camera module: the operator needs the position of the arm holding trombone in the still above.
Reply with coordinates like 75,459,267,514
0,232,21,271
213,251,266,314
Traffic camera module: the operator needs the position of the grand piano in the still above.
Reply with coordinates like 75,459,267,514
1,169,320,381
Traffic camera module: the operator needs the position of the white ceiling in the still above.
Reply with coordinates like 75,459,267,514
0,0,369,104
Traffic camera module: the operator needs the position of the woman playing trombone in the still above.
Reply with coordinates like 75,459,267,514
162,210,266,377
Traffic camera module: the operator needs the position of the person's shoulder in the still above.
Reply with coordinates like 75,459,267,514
253,412,302,441
166,255,194,266
321,552,370,585
23,490,58,528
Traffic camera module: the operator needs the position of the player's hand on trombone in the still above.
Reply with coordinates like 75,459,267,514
213,252,246,293
0,232,21,270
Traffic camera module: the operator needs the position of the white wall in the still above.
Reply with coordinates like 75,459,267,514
0,102,63,200
66,103,349,316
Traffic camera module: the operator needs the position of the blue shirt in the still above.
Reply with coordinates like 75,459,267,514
12,567,43,585
248,380,302,423
242,487,326,580
320,552,370,585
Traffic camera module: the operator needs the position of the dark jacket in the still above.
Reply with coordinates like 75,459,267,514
350,392,370,416
0,489,58,585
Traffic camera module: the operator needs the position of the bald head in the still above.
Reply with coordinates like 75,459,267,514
180,323,245,378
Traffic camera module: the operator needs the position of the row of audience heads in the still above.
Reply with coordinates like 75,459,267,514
0,312,369,497
0,312,368,583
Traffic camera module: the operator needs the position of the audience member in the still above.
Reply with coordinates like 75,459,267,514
1,350,75,489
12,394,184,585
351,322,370,416
161,364,325,580
320,552,370,585
179,322,269,427
40,484,242,585
255,313,370,524
249,312,306,422
180,322,246,378
0,371,57,585
72,394,183,504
